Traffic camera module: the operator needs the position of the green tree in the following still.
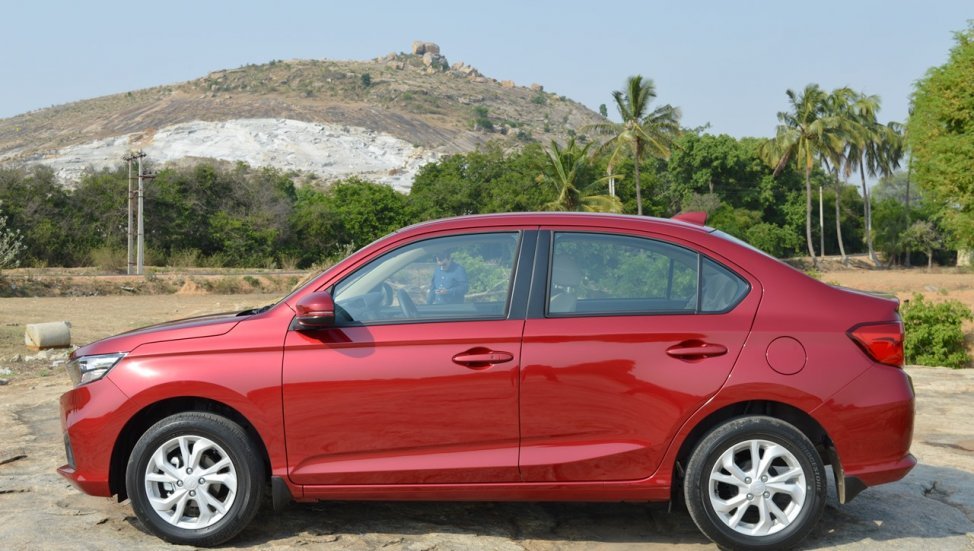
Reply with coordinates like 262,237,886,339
408,143,552,218
541,138,621,212
902,220,941,271
0,200,24,270
907,23,974,252
761,84,846,266
328,178,410,247
588,75,681,215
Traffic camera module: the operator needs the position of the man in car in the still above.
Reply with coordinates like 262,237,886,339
428,251,468,304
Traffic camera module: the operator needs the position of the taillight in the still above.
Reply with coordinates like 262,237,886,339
848,322,904,367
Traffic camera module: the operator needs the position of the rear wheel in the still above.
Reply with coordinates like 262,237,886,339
683,415,826,550
126,412,264,546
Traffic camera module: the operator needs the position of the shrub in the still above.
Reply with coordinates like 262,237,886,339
169,248,201,268
902,293,973,368
90,246,127,273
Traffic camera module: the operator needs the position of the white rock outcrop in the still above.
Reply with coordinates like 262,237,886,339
36,119,439,192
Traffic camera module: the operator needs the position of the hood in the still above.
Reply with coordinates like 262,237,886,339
71,311,244,358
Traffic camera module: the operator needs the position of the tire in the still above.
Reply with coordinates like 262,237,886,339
683,415,826,550
126,412,264,546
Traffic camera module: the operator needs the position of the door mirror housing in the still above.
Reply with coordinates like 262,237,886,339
295,291,336,329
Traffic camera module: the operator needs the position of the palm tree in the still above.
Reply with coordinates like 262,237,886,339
844,94,905,265
760,84,844,266
843,92,881,263
541,138,622,213
587,75,680,215
821,87,860,265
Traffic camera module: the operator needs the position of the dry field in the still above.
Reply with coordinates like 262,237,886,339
0,268,971,550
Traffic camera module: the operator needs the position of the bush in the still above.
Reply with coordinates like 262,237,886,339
90,246,127,273
902,293,973,368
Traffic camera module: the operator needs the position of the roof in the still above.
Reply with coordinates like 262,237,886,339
397,212,714,235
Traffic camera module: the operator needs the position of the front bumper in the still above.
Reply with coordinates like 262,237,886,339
57,377,130,497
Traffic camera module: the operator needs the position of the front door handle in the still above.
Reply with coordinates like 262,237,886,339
666,341,728,360
452,348,514,368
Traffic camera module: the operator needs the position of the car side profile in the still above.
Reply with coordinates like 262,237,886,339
59,212,915,549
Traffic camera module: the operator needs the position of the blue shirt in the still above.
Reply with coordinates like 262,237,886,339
428,263,468,304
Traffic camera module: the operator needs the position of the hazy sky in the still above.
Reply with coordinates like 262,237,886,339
2,1,971,138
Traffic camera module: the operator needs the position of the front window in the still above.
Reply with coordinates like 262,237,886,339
333,232,520,324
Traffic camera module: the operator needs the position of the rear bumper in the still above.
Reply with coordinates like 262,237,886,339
57,378,130,497
813,364,916,494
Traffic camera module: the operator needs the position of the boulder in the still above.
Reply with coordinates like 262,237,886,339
500,80,515,88
530,83,543,92
411,41,440,56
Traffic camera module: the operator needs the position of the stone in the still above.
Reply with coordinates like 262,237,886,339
422,52,435,66
530,83,543,92
500,80,515,88
411,41,440,56
471,76,488,84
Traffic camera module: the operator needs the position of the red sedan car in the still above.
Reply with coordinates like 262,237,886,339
59,212,914,549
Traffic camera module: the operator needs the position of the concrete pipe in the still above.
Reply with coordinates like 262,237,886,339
25,321,72,350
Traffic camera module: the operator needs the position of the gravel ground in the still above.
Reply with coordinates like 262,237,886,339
0,366,971,550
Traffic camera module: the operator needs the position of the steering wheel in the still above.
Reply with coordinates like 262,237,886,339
396,288,419,318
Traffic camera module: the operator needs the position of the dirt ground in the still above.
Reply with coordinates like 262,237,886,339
0,271,972,550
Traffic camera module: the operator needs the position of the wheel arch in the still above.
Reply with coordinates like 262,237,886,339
109,396,271,501
671,400,834,503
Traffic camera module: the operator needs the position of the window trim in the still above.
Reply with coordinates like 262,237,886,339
541,230,750,319
328,230,526,327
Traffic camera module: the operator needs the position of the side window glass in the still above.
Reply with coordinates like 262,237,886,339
700,257,749,312
549,233,698,315
333,232,519,324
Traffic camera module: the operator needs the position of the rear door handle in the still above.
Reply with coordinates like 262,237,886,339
666,342,728,360
452,348,514,368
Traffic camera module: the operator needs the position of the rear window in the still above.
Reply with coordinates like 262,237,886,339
547,232,749,316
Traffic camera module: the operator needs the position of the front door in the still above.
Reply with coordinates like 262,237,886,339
283,231,527,485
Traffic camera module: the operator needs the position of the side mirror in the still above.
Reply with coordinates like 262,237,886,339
294,291,335,329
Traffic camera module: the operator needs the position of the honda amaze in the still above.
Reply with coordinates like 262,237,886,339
59,212,915,549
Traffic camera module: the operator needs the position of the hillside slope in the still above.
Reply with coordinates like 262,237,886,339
0,45,602,189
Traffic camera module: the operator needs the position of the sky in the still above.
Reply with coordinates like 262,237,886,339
1,1,972,139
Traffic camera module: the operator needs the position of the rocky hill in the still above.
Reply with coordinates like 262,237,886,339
0,42,602,190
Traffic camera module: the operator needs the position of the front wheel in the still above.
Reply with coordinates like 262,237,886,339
126,412,264,546
683,415,827,550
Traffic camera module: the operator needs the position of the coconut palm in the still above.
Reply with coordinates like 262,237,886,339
760,84,845,266
821,87,860,265
541,138,622,213
843,92,882,263
587,75,680,215
844,94,905,264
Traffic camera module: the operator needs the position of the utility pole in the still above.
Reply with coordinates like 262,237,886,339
137,154,144,275
123,151,150,275
123,151,146,274
126,155,133,275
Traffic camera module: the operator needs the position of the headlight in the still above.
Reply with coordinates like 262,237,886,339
66,353,126,386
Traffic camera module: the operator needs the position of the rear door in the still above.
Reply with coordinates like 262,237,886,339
518,228,760,482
